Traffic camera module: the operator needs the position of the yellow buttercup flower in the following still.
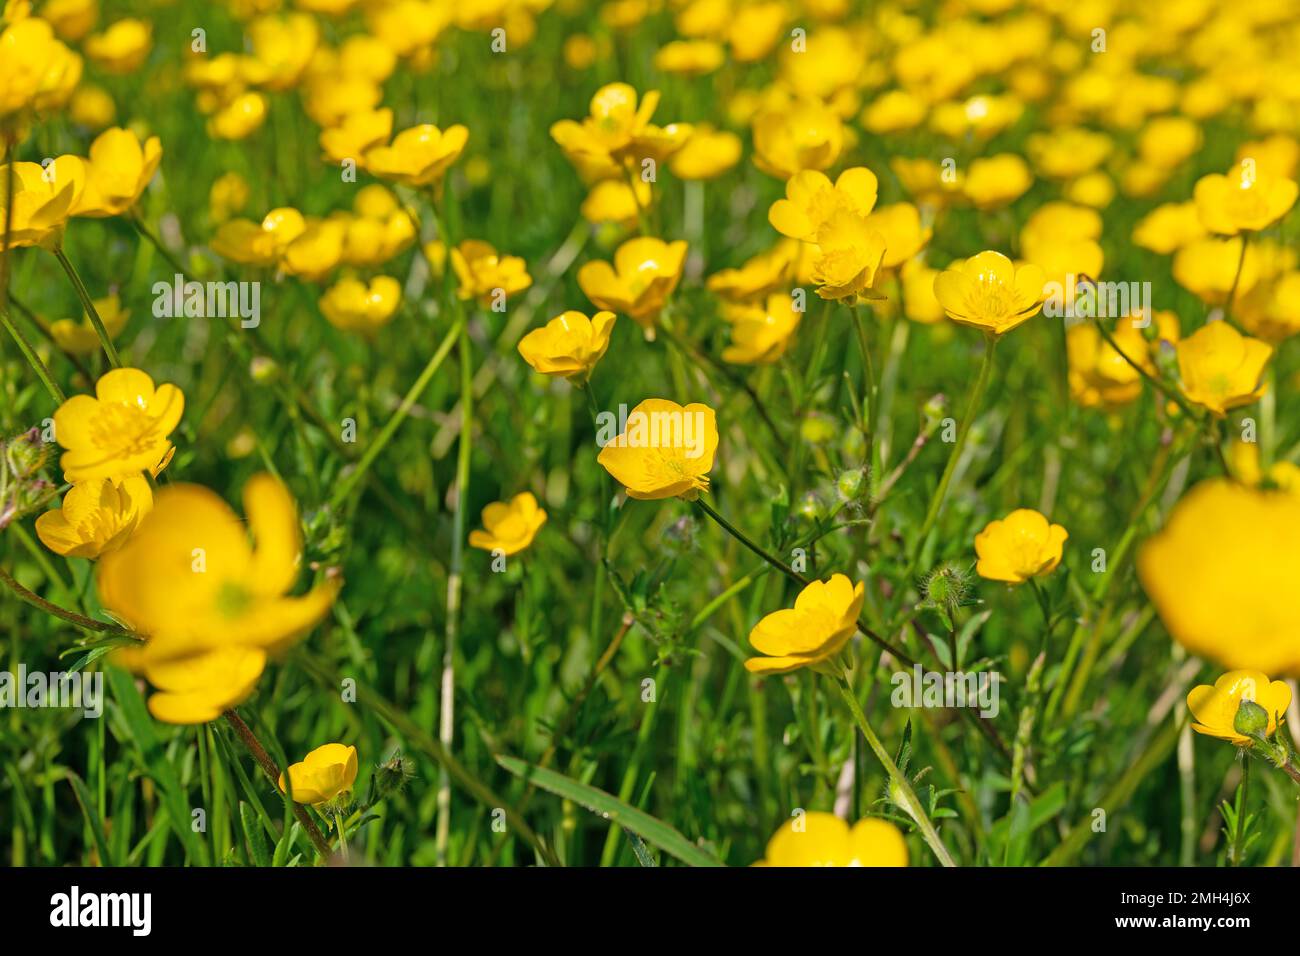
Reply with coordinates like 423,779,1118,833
1172,236,1260,305
1175,321,1272,417
809,210,887,304
0,16,82,119
35,475,152,559
207,91,268,141
450,239,532,306
319,107,393,166
1194,169,1298,236
135,645,268,724
974,508,1068,584
891,157,963,210
933,251,1046,336
578,236,687,335
705,239,798,304
62,126,162,218
83,18,151,74
209,171,250,224
42,0,98,41
1139,479,1300,675
1132,201,1207,254
768,167,878,243
97,473,339,664
1187,671,1291,746
868,203,932,269
899,258,945,324
551,82,690,174
0,161,77,250
751,97,843,180
596,398,718,500
319,275,402,334
53,368,183,483
49,292,128,355
653,39,724,76
364,123,469,187
517,310,616,382
279,744,359,805
467,492,548,556
721,292,801,365
755,812,907,867
668,124,742,180
248,12,319,91
862,89,927,134
580,177,650,229
744,574,864,674
212,207,343,279
1026,127,1111,180
961,154,1033,210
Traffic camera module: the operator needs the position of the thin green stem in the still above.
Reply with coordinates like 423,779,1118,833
1,307,65,403
52,249,120,368
1231,756,1250,866
832,673,956,867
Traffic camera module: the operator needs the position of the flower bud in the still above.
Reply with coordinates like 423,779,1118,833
374,752,414,800
835,467,867,502
1233,698,1269,737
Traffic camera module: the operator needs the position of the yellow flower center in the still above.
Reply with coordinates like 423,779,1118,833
89,402,156,454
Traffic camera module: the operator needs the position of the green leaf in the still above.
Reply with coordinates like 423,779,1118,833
105,666,209,866
240,801,271,867
59,769,115,866
497,755,724,867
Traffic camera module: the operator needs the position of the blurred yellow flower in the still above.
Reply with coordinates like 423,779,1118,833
135,646,268,724
1194,169,1298,236
668,124,741,180
279,744,359,805
974,508,1068,584
0,16,82,119
1175,321,1271,417
53,367,183,483
869,203,931,268
1132,201,1207,255
1027,127,1111,180
961,154,1032,210
517,309,616,382
0,161,77,250
42,0,98,42
596,398,718,500
35,474,151,559
1187,671,1292,746
63,126,161,218
248,12,318,91
451,239,532,306
899,258,944,324
68,83,115,129
705,239,798,303
933,251,1045,336
209,171,250,224
207,91,268,141
1138,115,1202,169
84,18,151,74
861,89,927,134
755,812,907,867
751,98,842,180
1140,479,1300,674
578,236,687,335
580,177,650,228
319,275,402,334
721,292,801,365
365,123,469,187
319,107,393,166
744,574,864,674
653,39,724,76
1172,236,1260,305
468,491,547,556
49,292,128,354
98,473,339,666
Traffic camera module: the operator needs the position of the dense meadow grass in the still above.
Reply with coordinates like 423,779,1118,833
2,0,1300,871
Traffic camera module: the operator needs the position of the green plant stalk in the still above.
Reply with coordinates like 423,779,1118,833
436,319,473,867
833,674,956,867
52,248,121,368
329,317,463,511
1230,756,1250,866
600,659,670,866
908,334,997,575
1,307,65,403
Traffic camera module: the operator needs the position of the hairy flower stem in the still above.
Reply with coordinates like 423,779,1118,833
221,709,331,859
333,808,350,864
693,496,914,665
52,248,121,368
907,334,997,578
832,674,957,867
0,565,127,634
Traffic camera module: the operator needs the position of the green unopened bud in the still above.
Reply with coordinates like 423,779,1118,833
5,428,50,479
374,752,414,800
796,489,827,522
1233,698,1269,738
923,562,970,614
835,467,867,502
250,355,278,383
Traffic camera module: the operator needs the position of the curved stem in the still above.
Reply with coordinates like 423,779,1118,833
832,673,957,867
693,496,914,665
0,565,131,634
909,334,997,572
52,249,120,368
